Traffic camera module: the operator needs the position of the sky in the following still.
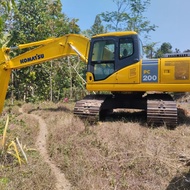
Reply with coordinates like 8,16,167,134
61,0,190,52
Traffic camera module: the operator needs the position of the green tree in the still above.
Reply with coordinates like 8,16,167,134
81,29,92,38
90,15,106,36
174,48,180,53
81,15,106,38
0,0,15,46
144,42,157,58
100,0,157,38
101,0,129,31
7,0,81,102
127,0,157,38
184,49,190,53
154,42,172,58
9,0,55,45
1,0,15,12
0,13,5,46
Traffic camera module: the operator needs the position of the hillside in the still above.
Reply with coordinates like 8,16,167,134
1,100,190,190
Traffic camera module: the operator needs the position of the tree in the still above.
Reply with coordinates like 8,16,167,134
0,0,15,46
1,0,15,12
0,13,5,46
184,49,190,53
81,29,92,39
144,42,157,58
90,15,106,36
7,0,81,102
100,0,157,38
127,0,157,36
81,15,106,38
101,0,129,31
154,42,172,58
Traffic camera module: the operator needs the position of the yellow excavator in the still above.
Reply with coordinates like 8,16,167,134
0,31,190,126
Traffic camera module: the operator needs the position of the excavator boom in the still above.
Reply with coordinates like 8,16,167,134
0,34,89,114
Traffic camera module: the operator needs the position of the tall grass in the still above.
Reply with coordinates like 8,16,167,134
0,115,27,166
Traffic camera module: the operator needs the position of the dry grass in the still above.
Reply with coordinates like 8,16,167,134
1,100,190,189
31,102,190,190
0,103,56,190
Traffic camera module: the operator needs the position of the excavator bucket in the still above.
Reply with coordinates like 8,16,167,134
0,48,11,114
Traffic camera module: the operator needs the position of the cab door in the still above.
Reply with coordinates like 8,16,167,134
115,36,142,84
88,38,116,82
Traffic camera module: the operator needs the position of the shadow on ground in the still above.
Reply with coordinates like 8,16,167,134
27,106,190,128
28,106,72,114
103,109,147,126
178,108,190,125
166,170,190,190
103,107,190,127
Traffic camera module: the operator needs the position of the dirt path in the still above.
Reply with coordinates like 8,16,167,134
19,107,71,190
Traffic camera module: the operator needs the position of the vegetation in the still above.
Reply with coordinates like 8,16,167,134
0,115,28,167
144,42,173,58
100,0,157,38
1,100,190,189
0,104,56,189
1,0,86,103
90,15,106,36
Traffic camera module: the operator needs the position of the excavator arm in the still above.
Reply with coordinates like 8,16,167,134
0,34,90,114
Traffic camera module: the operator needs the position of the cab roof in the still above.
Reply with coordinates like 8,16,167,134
92,31,137,38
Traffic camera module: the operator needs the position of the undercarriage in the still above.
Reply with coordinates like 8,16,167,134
74,93,178,127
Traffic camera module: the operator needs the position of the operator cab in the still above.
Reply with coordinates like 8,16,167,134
87,31,143,81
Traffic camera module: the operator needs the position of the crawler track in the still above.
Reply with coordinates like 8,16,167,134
74,95,108,118
74,93,178,127
147,94,177,127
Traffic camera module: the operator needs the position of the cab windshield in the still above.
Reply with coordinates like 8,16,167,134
92,40,115,61
91,40,115,80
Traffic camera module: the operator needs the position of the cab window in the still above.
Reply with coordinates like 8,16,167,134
119,38,134,59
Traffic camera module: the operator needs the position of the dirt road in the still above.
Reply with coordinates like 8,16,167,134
19,107,71,190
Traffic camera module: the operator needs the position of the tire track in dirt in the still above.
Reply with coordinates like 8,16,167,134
19,107,71,190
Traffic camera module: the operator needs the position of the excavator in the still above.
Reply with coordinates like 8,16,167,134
0,31,190,126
